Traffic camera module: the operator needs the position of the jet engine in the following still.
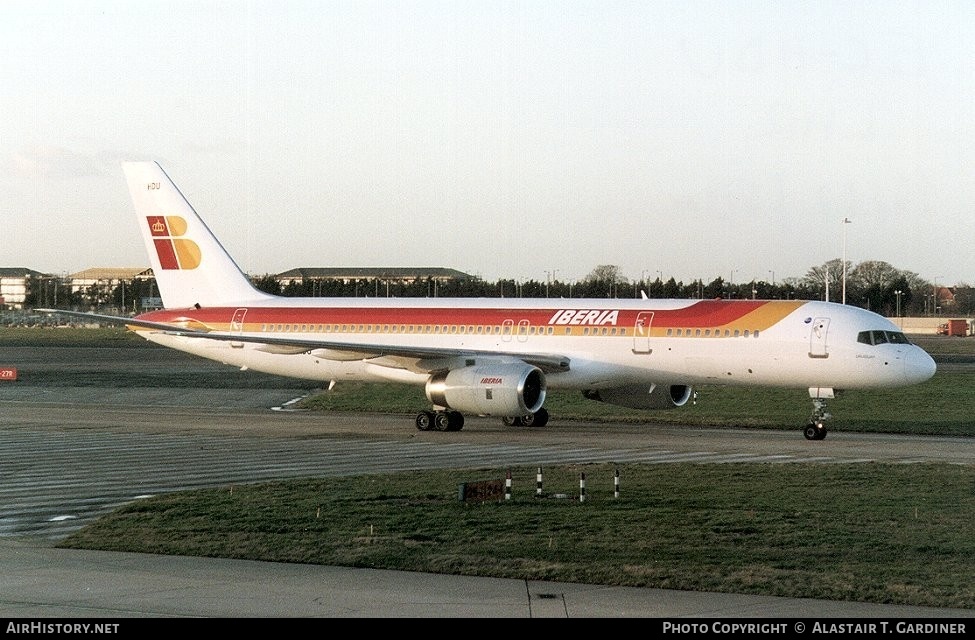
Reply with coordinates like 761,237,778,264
426,363,546,417
582,383,693,410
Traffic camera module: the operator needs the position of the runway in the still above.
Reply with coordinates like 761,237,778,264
0,344,973,618
4,400,975,541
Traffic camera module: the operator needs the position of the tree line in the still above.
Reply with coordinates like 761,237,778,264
23,258,973,317
253,258,969,317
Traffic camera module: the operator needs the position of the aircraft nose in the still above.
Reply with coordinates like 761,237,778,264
905,348,937,384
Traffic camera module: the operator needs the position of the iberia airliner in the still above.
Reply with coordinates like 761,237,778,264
41,162,937,440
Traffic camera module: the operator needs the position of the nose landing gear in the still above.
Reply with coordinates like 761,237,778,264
804,397,831,440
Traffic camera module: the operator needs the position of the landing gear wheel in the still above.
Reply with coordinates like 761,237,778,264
415,411,434,431
523,408,549,428
446,411,464,431
434,411,452,431
501,416,518,426
803,421,827,441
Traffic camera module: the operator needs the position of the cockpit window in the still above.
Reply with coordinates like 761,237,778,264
857,330,912,346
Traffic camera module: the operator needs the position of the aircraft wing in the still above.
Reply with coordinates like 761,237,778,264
36,309,571,374
37,309,207,333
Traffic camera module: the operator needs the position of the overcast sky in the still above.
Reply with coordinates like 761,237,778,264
3,1,973,287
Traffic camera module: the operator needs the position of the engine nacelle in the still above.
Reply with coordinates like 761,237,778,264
582,383,693,410
426,363,546,417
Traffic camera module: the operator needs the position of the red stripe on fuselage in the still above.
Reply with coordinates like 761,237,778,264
135,300,795,330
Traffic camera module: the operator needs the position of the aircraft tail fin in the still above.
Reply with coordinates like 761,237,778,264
122,162,275,310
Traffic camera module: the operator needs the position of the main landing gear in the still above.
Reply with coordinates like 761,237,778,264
803,398,831,440
415,410,464,432
415,407,551,431
501,407,549,428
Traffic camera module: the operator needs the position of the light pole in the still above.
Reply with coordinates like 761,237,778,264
841,217,851,305
895,289,902,324
825,263,829,302
544,270,559,298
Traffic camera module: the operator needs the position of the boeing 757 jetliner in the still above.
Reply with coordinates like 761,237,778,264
42,162,937,440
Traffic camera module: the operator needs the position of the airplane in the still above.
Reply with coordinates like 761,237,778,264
40,161,937,440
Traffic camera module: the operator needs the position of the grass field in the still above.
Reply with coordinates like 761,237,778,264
59,462,975,609
7,326,975,609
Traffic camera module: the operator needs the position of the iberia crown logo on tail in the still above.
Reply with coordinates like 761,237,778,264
146,216,202,270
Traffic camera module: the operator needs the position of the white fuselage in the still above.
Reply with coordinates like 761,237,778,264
135,297,936,393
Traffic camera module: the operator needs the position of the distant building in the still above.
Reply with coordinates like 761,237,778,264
0,268,48,309
937,286,975,315
68,267,153,293
273,267,472,286
67,267,154,311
